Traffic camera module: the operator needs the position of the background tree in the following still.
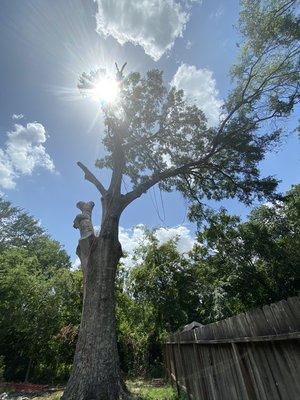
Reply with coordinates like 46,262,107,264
0,249,83,383
190,184,300,322
0,198,43,251
0,198,82,383
62,1,299,398
129,234,201,333
117,234,201,376
0,197,69,269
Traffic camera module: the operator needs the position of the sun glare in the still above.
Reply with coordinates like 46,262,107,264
91,77,120,103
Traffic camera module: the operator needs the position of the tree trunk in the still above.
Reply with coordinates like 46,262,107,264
62,206,130,400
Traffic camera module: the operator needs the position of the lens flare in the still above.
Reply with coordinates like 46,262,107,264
91,77,119,103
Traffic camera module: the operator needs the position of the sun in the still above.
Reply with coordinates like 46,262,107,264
91,77,120,103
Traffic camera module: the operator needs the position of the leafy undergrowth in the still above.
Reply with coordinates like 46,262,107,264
23,379,185,400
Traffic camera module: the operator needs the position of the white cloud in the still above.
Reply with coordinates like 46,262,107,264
119,225,148,268
12,113,24,120
119,224,194,268
93,0,189,61
154,225,194,253
171,64,223,127
0,151,16,189
71,224,195,269
72,257,81,270
0,121,55,190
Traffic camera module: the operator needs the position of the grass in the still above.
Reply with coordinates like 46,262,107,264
33,394,62,400
30,379,186,400
127,379,184,399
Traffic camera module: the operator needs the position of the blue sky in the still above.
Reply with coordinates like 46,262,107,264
0,0,299,263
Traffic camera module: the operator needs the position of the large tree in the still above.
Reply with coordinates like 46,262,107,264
62,1,300,399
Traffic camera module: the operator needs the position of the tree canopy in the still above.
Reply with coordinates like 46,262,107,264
0,198,82,382
76,0,299,225
190,184,300,322
0,197,43,251
0,197,70,269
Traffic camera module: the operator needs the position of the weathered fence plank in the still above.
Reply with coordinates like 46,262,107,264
164,297,300,400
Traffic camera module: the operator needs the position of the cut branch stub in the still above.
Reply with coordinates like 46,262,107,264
115,61,127,81
73,201,95,239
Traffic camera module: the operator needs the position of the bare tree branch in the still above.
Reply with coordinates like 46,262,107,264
77,162,107,196
122,145,220,206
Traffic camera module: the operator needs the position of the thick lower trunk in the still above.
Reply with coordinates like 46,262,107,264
62,215,129,400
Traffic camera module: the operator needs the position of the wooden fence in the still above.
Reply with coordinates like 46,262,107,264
164,297,300,400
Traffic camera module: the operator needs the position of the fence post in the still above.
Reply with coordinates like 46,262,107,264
170,343,181,396
178,339,192,399
231,342,251,400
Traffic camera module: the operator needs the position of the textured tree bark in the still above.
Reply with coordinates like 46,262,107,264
62,199,130,400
